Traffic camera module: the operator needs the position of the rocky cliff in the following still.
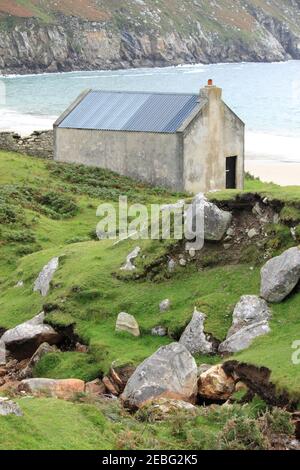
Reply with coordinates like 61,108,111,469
1,0,300,74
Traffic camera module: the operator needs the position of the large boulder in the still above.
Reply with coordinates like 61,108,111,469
219,295,271,354
115,312,140,337
121,342,197,409
179,309,214,355
0,313,61,364
198,364,235,401
260,247,300,302
0,397,23,417
18,378,85,400
227,295,271,337
219,321,270,354
34,257,59,296
185,194,232,242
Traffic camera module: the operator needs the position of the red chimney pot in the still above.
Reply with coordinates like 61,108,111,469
208,79,213,86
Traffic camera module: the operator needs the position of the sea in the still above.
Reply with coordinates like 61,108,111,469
0,60,300,163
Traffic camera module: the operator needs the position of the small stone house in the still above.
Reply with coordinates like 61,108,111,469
54,81,244,193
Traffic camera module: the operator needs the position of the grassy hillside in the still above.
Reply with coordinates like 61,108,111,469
0,150,300,449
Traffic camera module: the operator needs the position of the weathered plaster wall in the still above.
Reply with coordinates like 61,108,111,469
0,130,53,159
54,128,183,190
183,88,244,193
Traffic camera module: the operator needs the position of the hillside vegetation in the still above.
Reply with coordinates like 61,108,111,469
0,150,300,449
1,1,300,74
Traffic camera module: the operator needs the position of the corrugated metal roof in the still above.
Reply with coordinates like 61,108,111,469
58,90,201,133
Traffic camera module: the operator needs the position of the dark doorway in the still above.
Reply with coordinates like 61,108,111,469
226,156,237,189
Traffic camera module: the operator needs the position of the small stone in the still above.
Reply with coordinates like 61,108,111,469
247,228,258,239
226,227,235,237
75,342,88,353
15,281,24,288
116,312,140,337
151,326,167,337
0,398,23,417
189,248,196,258
159,299,171,312
179,309,214,355
179,258,187,267
168,259,176,272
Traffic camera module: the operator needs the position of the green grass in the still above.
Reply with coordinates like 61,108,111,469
0,397,293,450
0,150,300,449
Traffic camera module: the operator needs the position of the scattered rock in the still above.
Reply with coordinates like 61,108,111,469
219,321,270,354
260,246,300,302
34,257,59,296
121,342,198,409
198,364,235,401
75,342,88,353
179,258,187,267
151,326,167,337
0,397,23,417
226,295,271,338
226,227,235,237
18,378,85,400
85,379,106,397
120,247,141,271
291,227,297,241
115,312,140,337
159,299,171,312
185,193,232,242
102,376,119,396
0,312,61,364
142,398,197,419
179,308,214,355
247,228,258,239
167,258,176,272
189,248,196,258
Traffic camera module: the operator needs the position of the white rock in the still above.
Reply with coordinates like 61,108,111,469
34,257,59,296
159,299,171,312
120,247,141,271
116,312,140,337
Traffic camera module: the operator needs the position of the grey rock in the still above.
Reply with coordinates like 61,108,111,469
260,247,300,302
121,342,197,408
185,193,232,242
0,312,61,364
179,258,187,267
116,312,140,337
247,228,258,239
168,258,176,272
19,342,58,379
219,321,270,354
15,281,24,288
179,309,213,355
120,247,141,271
34,257,59,296
0,341,5,365
151,326,167,337
0,397,23,417
227,295,271,338
159,299,171,312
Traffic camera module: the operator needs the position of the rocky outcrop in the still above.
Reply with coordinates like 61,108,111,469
0,397,23,417
219,296,271,354
185,194,232,243
0,312,61,364
198,364,236,401
1,1,300,75
34,257,59,297
260,247,300,303
179,309,214,355
121,342,198,409
18,378,85,400
115,312,140,337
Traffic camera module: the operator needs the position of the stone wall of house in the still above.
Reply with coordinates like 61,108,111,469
0,130,53,159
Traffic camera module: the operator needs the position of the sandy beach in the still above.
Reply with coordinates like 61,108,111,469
245,160,300,186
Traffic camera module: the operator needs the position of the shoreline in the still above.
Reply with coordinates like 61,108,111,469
245,160,300,186
0,59,296,79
